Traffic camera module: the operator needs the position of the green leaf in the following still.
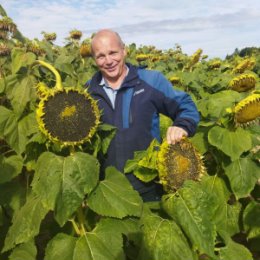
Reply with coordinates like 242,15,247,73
138,211,195,260
162,181,217,257
73,232,116,260
0,4,8,16
0,155,23,184
0,180,27,214
133,167,158,183
2,196,48,252
45,226,124,260
9,240,37,260
0,77,4,93
11,48,36,74
1,74,18,95
243,201,260,240
223,157,260,199
32,152,63,210
44,233,77,260
0,206,3,226
190,129,209,154
55,152,100,225
32,152,99,226
125,139,159,182
208,126,252,161
159,114,172,138
97,123,117,154
0,106,16,138
88,166,143,218
0,107,37,154
7,75,37,115
219,231,253,260
91,219,126,260
55,55,75,75
201,176,240,236
197,90,241,120
124,150,147,173
137,139,159,170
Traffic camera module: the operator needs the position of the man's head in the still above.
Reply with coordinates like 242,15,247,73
91,29,127,85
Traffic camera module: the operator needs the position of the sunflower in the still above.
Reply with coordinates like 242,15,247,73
0,43,11,56
136,54,151,62
228,73,256,92
232,58,255,74
69,30,82,40
80,43,92,58
169,76,181,85
35,60,100,146
234,93,260,127
0,16,17,33
157,138,205,193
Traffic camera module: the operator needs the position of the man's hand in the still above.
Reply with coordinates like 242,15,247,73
166,126,188,144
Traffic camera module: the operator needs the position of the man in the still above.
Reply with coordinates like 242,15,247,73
86,29,200,201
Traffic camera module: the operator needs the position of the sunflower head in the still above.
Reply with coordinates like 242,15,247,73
42,32,57,42
234,93,260,127
157,138,205,193
0,16,17,33
80,43,92,58
69,30,82,40
136,54,151,62
0,30,8,40
189,48,203,65
232,58,256,74
35,61,100,146
36,88,100,146
26,41,45,56
169,76,181,85
209,60,221,69
228,73,256,92
0,43,11,56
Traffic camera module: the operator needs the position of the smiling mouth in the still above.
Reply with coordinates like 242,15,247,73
106,65,117,72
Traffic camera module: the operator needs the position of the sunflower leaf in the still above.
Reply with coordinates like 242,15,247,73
45,229,122,260
0,155,23,184
208,126,252,161
137,210,196,260
32,152,99,226
88,166,143,218
8,240,37,260
223,157,260,199
2,196,48,252
162,181,217,257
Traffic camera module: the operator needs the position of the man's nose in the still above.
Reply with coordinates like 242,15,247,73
105,55,113,64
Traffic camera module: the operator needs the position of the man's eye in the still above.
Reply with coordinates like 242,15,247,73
96,55,104,60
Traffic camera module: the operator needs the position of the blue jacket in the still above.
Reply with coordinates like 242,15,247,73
87,63,200,200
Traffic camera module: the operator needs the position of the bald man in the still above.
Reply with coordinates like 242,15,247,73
86,29,199,201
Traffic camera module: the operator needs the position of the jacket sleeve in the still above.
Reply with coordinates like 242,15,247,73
148,70,200,136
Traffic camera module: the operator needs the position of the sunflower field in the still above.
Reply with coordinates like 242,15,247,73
0,5,260,260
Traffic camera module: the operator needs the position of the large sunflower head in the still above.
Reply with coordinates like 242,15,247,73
234,93,260,127
35,60,100,146
157,138,205,193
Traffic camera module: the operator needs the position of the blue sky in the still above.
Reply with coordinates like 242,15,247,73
2,0,260,58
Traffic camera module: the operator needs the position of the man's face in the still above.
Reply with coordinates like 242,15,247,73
92,35,126,83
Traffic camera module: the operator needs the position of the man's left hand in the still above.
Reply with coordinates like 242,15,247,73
166,126,188,145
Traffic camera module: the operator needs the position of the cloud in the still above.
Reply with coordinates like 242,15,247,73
2,0,260,58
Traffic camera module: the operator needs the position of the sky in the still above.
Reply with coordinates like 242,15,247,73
1,0,260,59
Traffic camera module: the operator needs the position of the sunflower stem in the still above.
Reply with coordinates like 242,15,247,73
70,218,81,236
36,60,63,90
69,146,75,155
77,206,90,234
